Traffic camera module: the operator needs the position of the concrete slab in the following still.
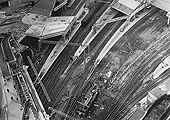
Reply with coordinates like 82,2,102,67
152,0,170,12
25,15,76,39
119,0,140,10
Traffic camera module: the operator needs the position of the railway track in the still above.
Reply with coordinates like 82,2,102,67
36,0,87,72
107,47,170,120
96,8,169,120
103,26,170,120
62,19,125,118
61,6,165,120
35,2,110,109
119,37,170,96
112,10,168,84
36,27,84,107
30,1,170,120
57,19,124,105
102,45,169,120
114,68,170,120
111,8,167,102
47,2,107,97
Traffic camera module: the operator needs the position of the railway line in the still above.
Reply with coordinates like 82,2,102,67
93,8,169,120
73,7,119,59
110,8,168,98
113,21,170,84
44,1,106,94
0,34,11,77
103,25,170,120
31,5,169,119
3,0,170,120
35,2,110,110
113,67,170,120
105,51,169,120
62,18,126,118
62,6,161,120
54,15,125,106
122,53,169,100
105,43,170,120
59,6,165,120
35,0,88,72
39,1,105,89
35,1,117,102
36,28,85,107
74,7,161,106
92,5,153,67
108,52,170,120
116,22,170,97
